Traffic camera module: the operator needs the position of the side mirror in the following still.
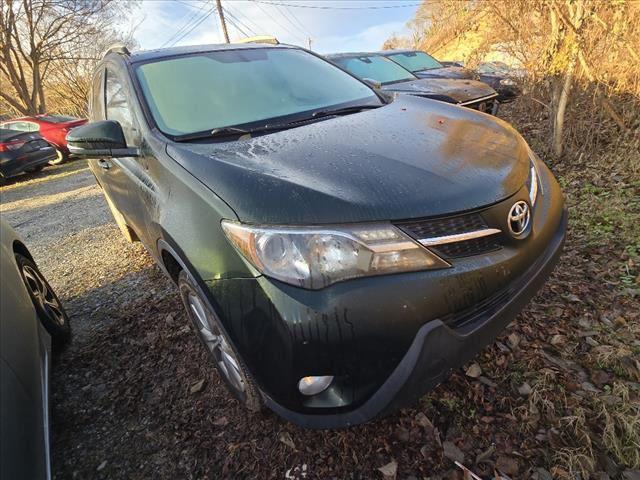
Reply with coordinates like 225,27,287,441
362,78,382,90
66,120,138,158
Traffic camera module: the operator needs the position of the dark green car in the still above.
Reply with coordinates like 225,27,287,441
68,43,566,428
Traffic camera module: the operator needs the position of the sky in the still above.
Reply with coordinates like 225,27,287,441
130,0,420,54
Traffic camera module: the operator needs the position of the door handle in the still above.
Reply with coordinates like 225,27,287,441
98,159,111,170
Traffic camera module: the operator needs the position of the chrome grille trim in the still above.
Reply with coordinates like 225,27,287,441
418,228,501,247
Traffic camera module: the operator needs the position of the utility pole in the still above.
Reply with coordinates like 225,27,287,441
215,0,230,43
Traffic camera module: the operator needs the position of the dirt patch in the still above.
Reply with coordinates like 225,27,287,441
1,110,638,479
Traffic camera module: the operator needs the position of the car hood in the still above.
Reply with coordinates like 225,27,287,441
381,78,496,103
166,95,530,224
413,66,475,80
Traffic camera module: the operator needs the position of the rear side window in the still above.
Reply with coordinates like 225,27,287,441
105,68,137,144
1,121,38,132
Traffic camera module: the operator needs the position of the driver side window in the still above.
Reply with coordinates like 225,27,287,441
105,68,138,145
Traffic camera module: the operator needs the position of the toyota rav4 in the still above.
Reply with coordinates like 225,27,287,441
68,43,566,428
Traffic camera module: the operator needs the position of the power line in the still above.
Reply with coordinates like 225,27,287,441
282,5,314,38
272,3,311,39
250,0,422,9
225,3,266,35
223,8,252,37
169,6,218,46
161,1,210,47
224,4,259,36
253,1,306,43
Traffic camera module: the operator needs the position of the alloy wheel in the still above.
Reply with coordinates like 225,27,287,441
22,264,66,327
186,291,246,395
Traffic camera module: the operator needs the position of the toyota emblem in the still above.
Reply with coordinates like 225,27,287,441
508,201,530,237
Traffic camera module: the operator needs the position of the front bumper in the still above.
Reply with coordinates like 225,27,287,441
206,162,566,428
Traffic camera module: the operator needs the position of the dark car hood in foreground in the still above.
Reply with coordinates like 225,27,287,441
413,66,475,80
381,78,496,103
167,96,529,224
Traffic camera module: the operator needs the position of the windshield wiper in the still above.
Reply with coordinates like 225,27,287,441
311,104,381,119
175,105,382,142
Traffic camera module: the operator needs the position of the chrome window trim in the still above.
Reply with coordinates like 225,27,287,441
419,228,501,247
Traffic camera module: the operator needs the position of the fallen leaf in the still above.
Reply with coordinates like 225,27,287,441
415,412,433,430
443,441,465,464
377,460,398,479
97,460,107,471
279,432,296,450
190,379,205,394
518,382,532,396
496,455,519,476
465,363,482,378
212,416,228,427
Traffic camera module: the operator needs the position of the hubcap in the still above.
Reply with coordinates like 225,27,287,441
22,265,65,326
187,292,246,394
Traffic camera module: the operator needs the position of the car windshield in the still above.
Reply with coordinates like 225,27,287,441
135,47,380,137
478,63,498,74
386,51,443,73
331,55,415,85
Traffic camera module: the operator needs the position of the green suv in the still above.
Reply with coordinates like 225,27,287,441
68,43,566,428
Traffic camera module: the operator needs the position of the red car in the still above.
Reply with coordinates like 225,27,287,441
0,114,87,165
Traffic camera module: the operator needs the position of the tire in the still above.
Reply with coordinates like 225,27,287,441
48,149,67,165
15,254,71,346
178,270,262,412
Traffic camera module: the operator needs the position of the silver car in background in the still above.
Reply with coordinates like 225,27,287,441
0,218,70,479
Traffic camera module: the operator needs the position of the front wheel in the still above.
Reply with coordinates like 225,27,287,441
15,254,71,346
178,270,262,412
48,149,67,165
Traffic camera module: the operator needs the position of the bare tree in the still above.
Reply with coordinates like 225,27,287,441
0,0,126,116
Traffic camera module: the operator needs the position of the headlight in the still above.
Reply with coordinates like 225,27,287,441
221,221,450,289
500,78,516,86
527,149,543,205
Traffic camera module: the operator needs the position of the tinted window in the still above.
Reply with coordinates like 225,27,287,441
37,115,78,123
105,68,136,144
135,47,378,137
387,52,443,72
0,121,38,132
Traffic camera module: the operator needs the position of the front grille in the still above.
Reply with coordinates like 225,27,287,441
432,234,501,258
397,213,503,259
441,285,512,329
400,213,486,238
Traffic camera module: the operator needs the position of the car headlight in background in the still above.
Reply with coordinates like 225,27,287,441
500,78,516,86
221,221,450,289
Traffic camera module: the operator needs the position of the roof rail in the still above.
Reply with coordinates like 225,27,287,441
235,36,279,45
102,43,131,58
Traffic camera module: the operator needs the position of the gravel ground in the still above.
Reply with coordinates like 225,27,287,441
0,122,638,479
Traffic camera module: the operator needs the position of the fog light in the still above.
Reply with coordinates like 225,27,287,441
298,375,333,396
